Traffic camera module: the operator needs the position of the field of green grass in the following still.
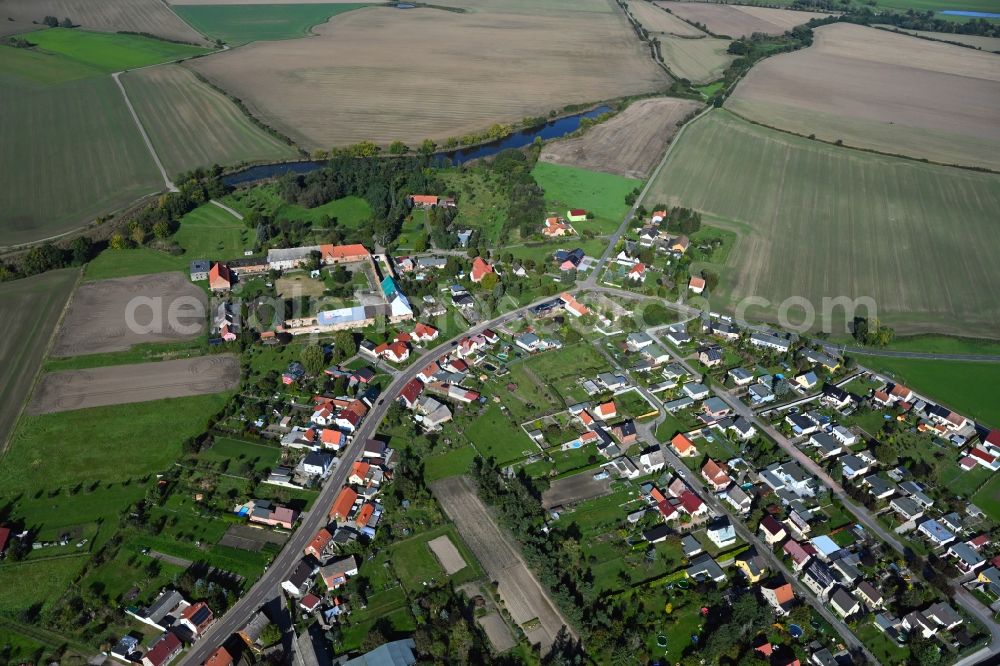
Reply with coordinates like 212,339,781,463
0,269,79,450
25,28,208,72
173,4,369,45
423,444,477,483
224,186,372,228
531,162,640,235
173,202,249,259
464,403,534,463
83,248,189,281
0,556,88,617
389,524,482,592
865,357,1000,427
645,110,1000,338
0,393,231,496
122,64,299,178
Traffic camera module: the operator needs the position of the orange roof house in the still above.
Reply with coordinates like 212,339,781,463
350,461,371,485
209,262,232,291
559,292,589,317
470,256,494,283
543,217,571,237
701,459,731,490
330,487,358,521
671,433,698,457
354,503,375,527
410,195,439,207
319,243,370,264
204,647,234,666
305,528,333,559
595,400,617,419
689,276,706,293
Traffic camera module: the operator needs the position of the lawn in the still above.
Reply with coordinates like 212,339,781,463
224,186,372,229
173,4,369,45
645,110,1000,338
464,403,534,463
389,524,483,593
23,28,208,72
173,203,249,259
865,357,1000,428
197,437,280,474
423,445,478,483
973,474,1000,524
83,248,187,280
0,555,88,616
122,64,299,178
0,393,232,496
531,162,640,235
0,269,79,450
506,236,609,266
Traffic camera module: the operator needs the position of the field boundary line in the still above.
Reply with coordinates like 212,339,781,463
113,71,178,193
723,107,1000,176
0,267,83,457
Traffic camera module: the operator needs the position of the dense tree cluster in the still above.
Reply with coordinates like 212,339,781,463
852,316,895,347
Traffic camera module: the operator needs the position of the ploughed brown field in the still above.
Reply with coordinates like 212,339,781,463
427,535,467,575
28,355,240,414
432,475,575,650
655,1,830,37
52,272,207,357
540,97,702,178
189,0,667,148
727,23,1000,170
0,0,211,45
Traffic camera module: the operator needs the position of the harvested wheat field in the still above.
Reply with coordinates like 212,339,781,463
428,535,467,575
728,23,1000,170
540,97,702,178
628,0,705,36
52,272,207,357
432,476,575,649
656,1,829,37
0,0,210,45
874,25,1000,52
28,355,239,414
190,1,667,148
661,35,734,83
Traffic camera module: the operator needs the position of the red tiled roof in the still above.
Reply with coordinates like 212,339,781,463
760,515,785,536
471,256,493,282
144,632,181,666
204,646,234,666
679,490,703,514
689,276,706,289
355,503,375,526
971,447,996,464
769,582,795,605
305,528,332,556
671,433,695,453
330,487,358,520
320,243,370,261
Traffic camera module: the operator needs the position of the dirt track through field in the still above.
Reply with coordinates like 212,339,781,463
189,2,666,148
52,272,207,357
432,476,575,650
28,355,239,414
540,97,702,178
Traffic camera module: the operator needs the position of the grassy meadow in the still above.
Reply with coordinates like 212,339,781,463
0,269,80,450
25,28,208,72
531,162,640,235
224,186,372,228
122,64,299,178
174,3,370,45
645,110,1000,338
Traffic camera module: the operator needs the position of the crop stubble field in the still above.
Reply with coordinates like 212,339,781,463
189,0,667,148
655,1,831,36
627,0,706,36
0,0,210,45
728,23,1000,170
873,25,1000,51
432,476,574,649
52,272,208,357
660,35,734,83
123,65,299,177
29,355,240,414
645,111,1000,337
0,269,79,449
540,97,702,178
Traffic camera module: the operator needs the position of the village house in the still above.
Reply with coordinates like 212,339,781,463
305,528,333,560
750,332,790,353
142,632,182,666
542,216,573,237
282,559,317,597
330,487,359,522
829,587,860,619
697,345,724,367
783,539,816,571
840,454,871,480
948,541,986,573
702,459,731,492
688,276,706,294
671,433,699,458
626,263,646,282
761,580,795,616
722,484,752,514
320,555,359,590
728,367,754,386
686,554,726,583
735,550,768,583
470,256,494,283
178,601,214,638
854,580,884,610
802,559,837,600
759,516,787,545
707,517,737,548
248,500,298,530
566,208,588,222
918,519,956,547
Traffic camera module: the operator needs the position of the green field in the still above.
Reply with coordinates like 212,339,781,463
865,357,1000,428
24,28,208,72
173,4,369,45
0,393,232,496
464,403,533,463
645,111,1000,337
173,202,250,259
225,186,372,228
122,64,299,178
83,248,190,281
0,269,79,450
0,556,88,616
531,162,640,235
0,73,162,246
389,524,482,593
